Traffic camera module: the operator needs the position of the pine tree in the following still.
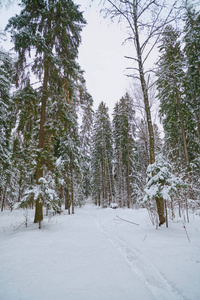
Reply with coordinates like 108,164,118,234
112,93,136,208
6,0,86,227
156,25,191,167
156,24,199,205
184,6,200,141
91,102,113,207
80,88,94,199
8,83,39,209
57,101,83,214
0,47,13,211
183,6,200,204
133,119,149,206
144,154,185,227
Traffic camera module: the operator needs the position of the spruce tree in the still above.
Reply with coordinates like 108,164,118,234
0,47,13,211
80,88,94,199
112,93,136,208
183,6,200,204
91,102,113,207
6,0,86,227
184,6,200,141
144,154,185,227
156,25,190,167
57,101,83,214
156,24,198,204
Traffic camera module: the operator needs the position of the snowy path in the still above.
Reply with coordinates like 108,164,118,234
91,209,185,300
0,204,200,300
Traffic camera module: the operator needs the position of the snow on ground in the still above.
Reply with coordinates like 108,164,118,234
0,204,200,300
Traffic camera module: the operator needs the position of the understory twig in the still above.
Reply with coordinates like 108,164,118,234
115,216,139,226
183,224,190,243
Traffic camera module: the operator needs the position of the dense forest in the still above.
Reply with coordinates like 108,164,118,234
0,0,199,228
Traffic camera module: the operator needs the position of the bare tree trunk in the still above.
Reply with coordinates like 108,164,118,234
105,0,181,225
118,137,122,207
171,198,175,219
165,200,168,228
132,6,155,165
65,187,70,210
105,156,113,205
68,156,75,215
127,131,130,208
155,196,165,226
185,193,189,223
133,7,165,225
1,188,6,212
193,91,200,141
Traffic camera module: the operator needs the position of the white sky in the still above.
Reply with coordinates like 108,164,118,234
76,0,131,113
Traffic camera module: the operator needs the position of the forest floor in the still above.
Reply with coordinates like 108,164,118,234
0,202,200,300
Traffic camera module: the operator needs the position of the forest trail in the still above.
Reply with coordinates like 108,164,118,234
87,205,185,300
1,204,200,300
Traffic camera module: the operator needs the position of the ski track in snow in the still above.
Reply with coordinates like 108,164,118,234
90,209,186,300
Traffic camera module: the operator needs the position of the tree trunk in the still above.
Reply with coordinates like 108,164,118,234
156,197,165,226
127,130,130,208
133,8,165,225
165,200,168,228
65,187,70,211
70,157,74,215
34,63,49,226
193,91,200,141
1,188,6,212
34,198,43,228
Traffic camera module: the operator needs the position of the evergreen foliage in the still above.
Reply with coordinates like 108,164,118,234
157,26,187,164
0,47,14,211
91,102,113,207
112,93,136,207
156,21,200,205
5,0,86,226
80,87,94,199
184,6,200,142
144,154,185,227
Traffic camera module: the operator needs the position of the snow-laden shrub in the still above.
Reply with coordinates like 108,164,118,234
144,154,185,225
19,175,60,213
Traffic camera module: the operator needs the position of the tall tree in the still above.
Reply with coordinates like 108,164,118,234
0,47,13,211
113,93,136,208
80,88,94,199
57,100,83,214
156,25,193,167
91,102,113,207
184,6,200,141
6,0,86,227
104,0,179,224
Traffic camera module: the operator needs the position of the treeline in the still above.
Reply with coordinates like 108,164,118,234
0,1,199,228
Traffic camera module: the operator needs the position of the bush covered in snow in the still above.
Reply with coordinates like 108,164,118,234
144,154,186,226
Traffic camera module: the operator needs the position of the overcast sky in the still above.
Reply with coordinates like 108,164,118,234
76,0,132,113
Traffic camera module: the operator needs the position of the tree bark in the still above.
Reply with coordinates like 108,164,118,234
65,187,70,211
193,91,200,142
34,63,49,225
1,188,6,212
156,197,165,226
133,5,165,225
127,130,130,208
70,158,74,214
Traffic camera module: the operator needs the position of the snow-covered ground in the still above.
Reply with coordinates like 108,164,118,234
0,204,200,300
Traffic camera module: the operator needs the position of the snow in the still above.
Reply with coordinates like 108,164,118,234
0,204,200,300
